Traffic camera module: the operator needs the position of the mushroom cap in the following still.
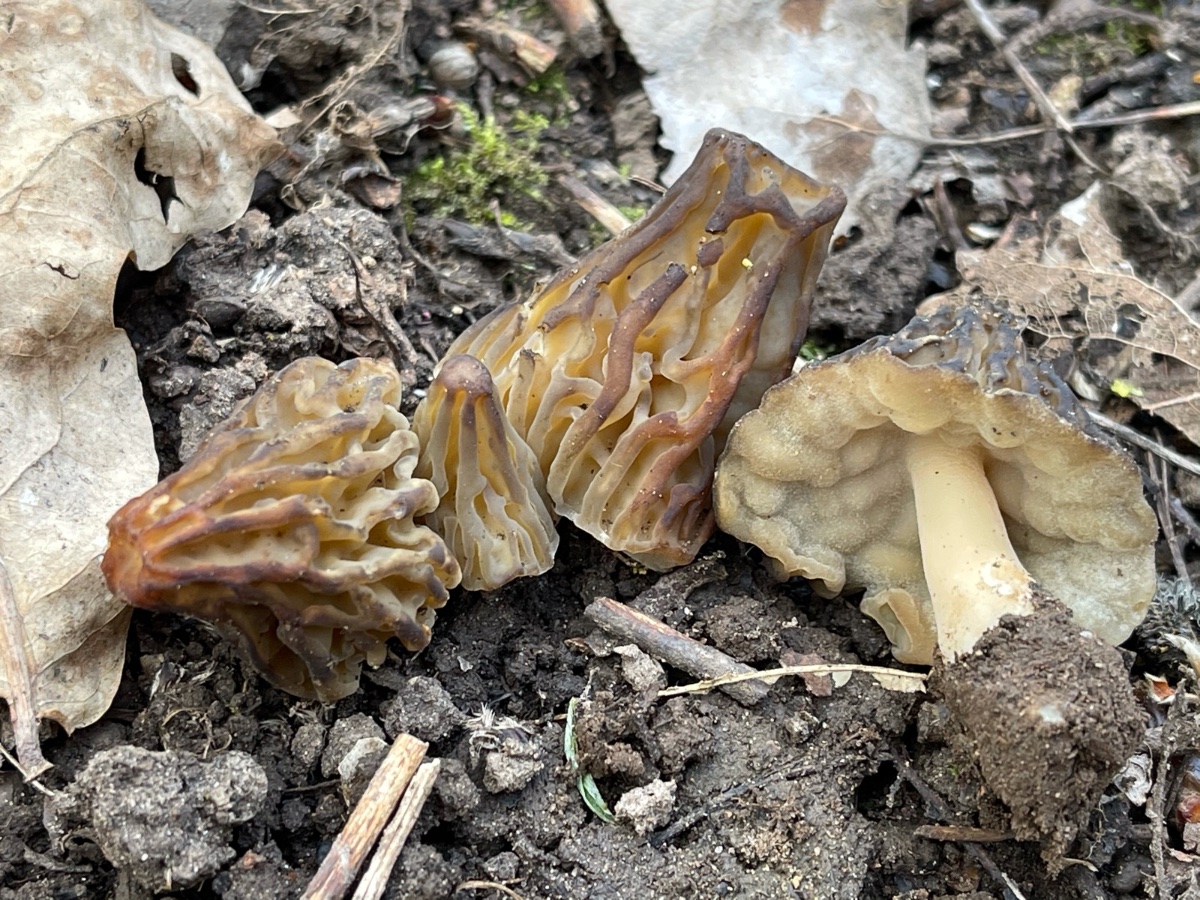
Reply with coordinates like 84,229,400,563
103,357,461,701
445,128,846,569
412,354,559,591
715,303,1158,664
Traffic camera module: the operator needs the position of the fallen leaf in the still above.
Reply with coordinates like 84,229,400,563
0,0,277,775
0,0,278,357
603,0,931,235
930,182,1200,444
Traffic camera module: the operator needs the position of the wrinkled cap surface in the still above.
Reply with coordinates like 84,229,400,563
103,357,461,701
413,354,558,591
715,303,1158,663
446,128,845,569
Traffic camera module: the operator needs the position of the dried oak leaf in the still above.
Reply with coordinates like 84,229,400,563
604,0,930,235
440,129,844,570
103,357,462,703
931,183,1200,443
0,0,278,774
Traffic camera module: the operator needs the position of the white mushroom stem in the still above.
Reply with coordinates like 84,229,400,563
905,433,1035,662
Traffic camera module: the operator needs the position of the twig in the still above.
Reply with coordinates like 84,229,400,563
816,100,1200,151
351,759,442,900
301,733,428,900
914,824,1014,842
557,174,632,237
1148,726,1170,894
584,596,769,705
297,2,411,136
1176,270,1200,312
1170,497,1200,549
649,757,816,848
962,0,1104,173
932,177,969,252
1089,410,1200,478
546,0,604,58
890,752,1029,900
963,0,1073,135
1071,100,1200,130
656,662,927,699
457,882,528,900
1150,446,1189,580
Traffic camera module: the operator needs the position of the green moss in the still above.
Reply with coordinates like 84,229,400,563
1035,2,1161,67
1104,1,1162,58
525,67,571,108
799,338,838,362
407,105,548,225
617,204,647,224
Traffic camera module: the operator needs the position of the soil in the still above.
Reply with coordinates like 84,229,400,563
6,2,1200,899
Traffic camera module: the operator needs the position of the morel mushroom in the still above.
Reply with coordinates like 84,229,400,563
441,128,845,569
715,302,1155,854
413,354,558,591
103,357,461,702
715,302,1157,663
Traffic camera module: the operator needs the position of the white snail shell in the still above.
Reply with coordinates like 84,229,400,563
428,42,479,92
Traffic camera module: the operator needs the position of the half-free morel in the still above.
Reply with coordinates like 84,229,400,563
103,357,461,702
440,128,845,569
412,354,558,592
716,301,1155,858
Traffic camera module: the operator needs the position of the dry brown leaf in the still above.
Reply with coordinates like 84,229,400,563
0,0,278,776
932,183,1200,443
0,0,278,356
604,0,931,236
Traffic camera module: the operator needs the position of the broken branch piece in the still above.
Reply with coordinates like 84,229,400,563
302,733,428,900
103,357,461,701
584,596,769,705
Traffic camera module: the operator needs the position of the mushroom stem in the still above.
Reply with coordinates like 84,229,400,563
905,433,1035,661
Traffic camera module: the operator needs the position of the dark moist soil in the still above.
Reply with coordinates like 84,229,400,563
7,2,1200,899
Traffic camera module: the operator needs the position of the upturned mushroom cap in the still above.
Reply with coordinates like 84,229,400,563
412,354,558,591
103,357,462,701
715,302,1158,663
445,129,846,570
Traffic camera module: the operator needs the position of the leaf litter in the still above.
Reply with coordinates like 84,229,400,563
0,0,276,775
931,180,1200,444
6,0,1200,895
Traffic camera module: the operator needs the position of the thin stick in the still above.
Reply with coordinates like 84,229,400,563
584,596,769,705
1175,269,1200,311
457,882,528,900
1151,448,1189,581
546,0,604,58
301,734,428,900
656,663,926,699
890,753,1029,900
557,174,632,237
1170,497,1200,548
963,0,1073,135
351,759,442,900
871,100,1200,149
1089,410,1200,478
914,824,1014,842
962,0,1104,173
